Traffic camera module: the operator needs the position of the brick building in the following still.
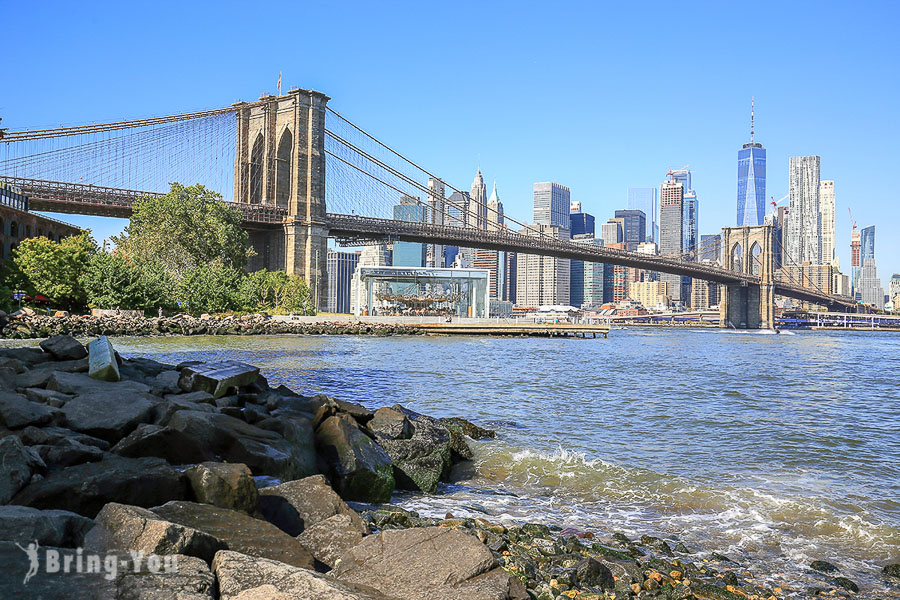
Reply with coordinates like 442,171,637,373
1,183,82,265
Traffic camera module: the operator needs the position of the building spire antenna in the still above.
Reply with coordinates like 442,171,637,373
750,96,755,143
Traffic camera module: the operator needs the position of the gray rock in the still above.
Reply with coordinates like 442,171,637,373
11,455,189,518
85,502,225,563
372,406,452,493
439,417,496,439
148,370,181,395
155,396,217,426
255,416,318,480
0,346,52,366
163,390,215,404
329,398,374,423
316,414,395,503
34,438,105,471
112,424,216,465
297,513,364,568
177,361,259,398
87,336,120,382
367,407,413,440
115,554,215,600
17,425,110,450
884,563,900,578
574,557,614,589
40,335,88,361
0,436,45,503
167,410,310,480
810,559,838,573
0,391,60,429
0,542,116,598
61,391,156,442
213,550,394,600
0,356,25,373
0,505,93,547
330,526,529,600
185,462,258,513
23,387,73,407
258,474,367,537
47,371,151,395
151,501,314,569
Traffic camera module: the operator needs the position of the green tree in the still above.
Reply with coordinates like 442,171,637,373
177,262,242,315
237,269,315,314
2,232,95,310
80,252,176,312
113,183,252,280
279,274,316,315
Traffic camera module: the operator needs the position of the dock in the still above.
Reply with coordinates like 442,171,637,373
408,322,610,338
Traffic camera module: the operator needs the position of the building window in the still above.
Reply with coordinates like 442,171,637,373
10,222,17,239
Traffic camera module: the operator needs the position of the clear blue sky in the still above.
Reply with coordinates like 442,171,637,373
4,0,899,284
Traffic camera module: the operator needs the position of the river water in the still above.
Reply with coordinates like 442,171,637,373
108,329,899,596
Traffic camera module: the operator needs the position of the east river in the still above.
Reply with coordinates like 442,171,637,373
109,329,900,596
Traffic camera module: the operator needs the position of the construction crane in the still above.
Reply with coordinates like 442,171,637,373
848,207,857,233
770,194,788,215
666,164,691,179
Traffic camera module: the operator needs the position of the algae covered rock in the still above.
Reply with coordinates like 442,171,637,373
315,414,395,503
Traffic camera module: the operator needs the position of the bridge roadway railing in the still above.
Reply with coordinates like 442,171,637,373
325,213,756,285
0,176,287,226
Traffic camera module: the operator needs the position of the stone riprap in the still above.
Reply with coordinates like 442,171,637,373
1,311,420,339
0,335,869,599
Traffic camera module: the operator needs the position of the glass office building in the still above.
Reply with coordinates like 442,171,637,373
352,266,489,318
614,209,647,245
627,187,658,243
392,198,427,267
737,143,766,226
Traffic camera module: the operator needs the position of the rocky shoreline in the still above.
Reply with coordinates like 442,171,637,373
0,310,422,340
0,335,897,599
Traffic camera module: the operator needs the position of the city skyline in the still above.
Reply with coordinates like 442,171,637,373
4,1,897,281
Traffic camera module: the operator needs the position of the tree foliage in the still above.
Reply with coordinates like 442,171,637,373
80,252,175,312
113,183,252,278
177,263,243,315
2,233,95,310
237,269,315,315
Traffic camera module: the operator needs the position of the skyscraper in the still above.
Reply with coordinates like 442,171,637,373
470,168,488,230
600,221,623,245
392,195,427,267
516,225,570,307
819,180,836,268
659,178,689,303
570,201,595,237
446,190,473,267
570,235,604,308
326,250,360,314
426,177,446,268
475,182,505,298
736,99,766,226
627,187,658,243
533,182,571,229
860,224,875,261
785,155,821,266
614,209,647,246
850,227,861,298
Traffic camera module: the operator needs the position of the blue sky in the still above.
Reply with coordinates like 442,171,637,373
3,0,899,283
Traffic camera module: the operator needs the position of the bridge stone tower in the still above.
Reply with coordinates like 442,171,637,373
720,224,775,329
233,89,329,310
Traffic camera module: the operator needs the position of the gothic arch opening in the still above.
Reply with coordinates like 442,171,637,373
275,128,293,208
731,242,743,273
750,242,762,275
249,133,265,204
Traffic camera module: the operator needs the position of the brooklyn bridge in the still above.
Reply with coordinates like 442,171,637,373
0,89,855,328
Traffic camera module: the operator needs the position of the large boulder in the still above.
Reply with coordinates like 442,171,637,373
47,371,151,396
151,501,314,570
0,346,52,367
213,550,395,600
0,505,92,547
371,406,452,493
60,392,156,442
84,502,225,563
0,436,45,503
258,474,368,537
22,387,73,408
10,455,189,518
177,361,259,398
330,526,529,600
111,423,216,465
315,414,395,503
254,416,318,479
186,462,258,513
39,334,87,361
114,554,215,600
16,425,110,450
0,392,60,429
297,513,364,568
166,410,310,480
367,406,413,440
33,437,106,471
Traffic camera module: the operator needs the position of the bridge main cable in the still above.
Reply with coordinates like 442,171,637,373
1,107,237,143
